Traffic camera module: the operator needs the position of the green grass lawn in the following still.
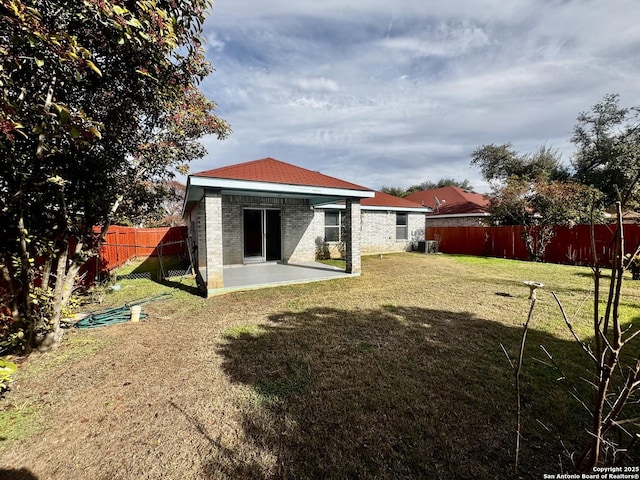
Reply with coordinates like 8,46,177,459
2,253,640,479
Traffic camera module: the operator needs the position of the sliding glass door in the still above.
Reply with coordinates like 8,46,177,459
243,209,282,263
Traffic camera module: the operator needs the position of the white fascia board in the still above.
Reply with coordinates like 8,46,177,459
182,178,205,217
314,203,431,213
314,203,346,209
426,212,491,219
362,205,431,213
190,176,375,199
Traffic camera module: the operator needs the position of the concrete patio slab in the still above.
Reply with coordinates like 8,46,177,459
208,261,356,295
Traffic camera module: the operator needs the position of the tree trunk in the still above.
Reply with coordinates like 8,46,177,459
38,239,82,351
16,214,36,352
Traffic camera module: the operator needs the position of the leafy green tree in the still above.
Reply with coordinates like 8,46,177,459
571,94,640,209
470,143,569,185
121,180,186,228
489,177,602,261
471,141,601,261
0,0,230,352
405,178,473,196
381,178,474,197
379,186,408,197
487,176,530,226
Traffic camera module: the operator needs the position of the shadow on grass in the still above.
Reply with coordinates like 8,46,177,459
573,270,614,279
198,305,626,479
0,469,39,480
160,277,202,296
118,255,202,296
122,255,190,280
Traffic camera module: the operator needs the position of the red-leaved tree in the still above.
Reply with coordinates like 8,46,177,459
0,0,230,352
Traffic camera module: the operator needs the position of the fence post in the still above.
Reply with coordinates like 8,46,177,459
114,229,120,268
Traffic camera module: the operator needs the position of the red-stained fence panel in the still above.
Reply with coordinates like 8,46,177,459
97,225,188,272
426,224,640,266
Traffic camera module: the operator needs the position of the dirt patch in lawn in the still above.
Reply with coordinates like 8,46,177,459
1,253,639,479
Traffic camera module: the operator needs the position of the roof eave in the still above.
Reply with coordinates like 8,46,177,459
426,212,491,219
189,176,374,199
315,203,431,212
183,176,376,218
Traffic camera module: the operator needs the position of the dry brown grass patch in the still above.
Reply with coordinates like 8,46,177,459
1,253,639,478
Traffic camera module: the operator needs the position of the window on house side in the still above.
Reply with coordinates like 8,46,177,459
396,212,408,240
324,210,342,242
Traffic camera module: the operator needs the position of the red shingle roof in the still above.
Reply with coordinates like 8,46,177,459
193,157,371,191
362,191,427,209
406,186,489,215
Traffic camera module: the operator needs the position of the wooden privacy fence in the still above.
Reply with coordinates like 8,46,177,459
98,225,189,271
1,226,189,292
425,224,640,266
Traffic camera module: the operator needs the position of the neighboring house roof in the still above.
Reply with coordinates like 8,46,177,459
317,190,431,212
604,211,640,224
406,186,489,216
361,191,431,211
192,157,371,191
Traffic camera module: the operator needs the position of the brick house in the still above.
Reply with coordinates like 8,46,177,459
406,186,490,227
183,158,428,296
314,190,429,258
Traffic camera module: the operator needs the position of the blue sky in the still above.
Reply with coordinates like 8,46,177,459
195,0,640,193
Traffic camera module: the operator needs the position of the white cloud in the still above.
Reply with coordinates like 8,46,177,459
197,0,640,193
204,31,226,53
294,77,340,92
379,21,491,58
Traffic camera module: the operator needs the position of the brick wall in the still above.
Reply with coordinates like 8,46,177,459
282,199,316,263
408,213,426,249
221,195,245,265
361,210,425,254
314,209,426,257
345,200,361,273
203,191,223,289
193,200,207,282
221,195,315,265
193,190,426,271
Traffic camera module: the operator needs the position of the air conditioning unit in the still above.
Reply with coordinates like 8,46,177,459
416,240,438,253
425,240,438,254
